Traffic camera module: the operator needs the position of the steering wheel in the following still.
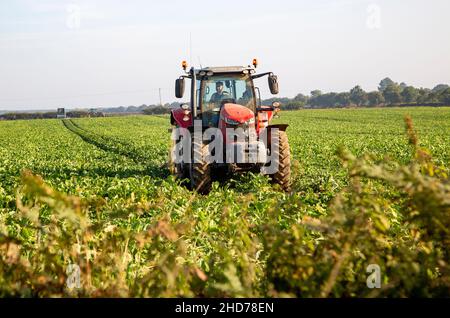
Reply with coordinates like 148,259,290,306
209,99,237,113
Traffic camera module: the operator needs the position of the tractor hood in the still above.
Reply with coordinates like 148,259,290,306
221,103,254,124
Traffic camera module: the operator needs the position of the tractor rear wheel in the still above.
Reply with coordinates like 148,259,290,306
269,130,291,192
189,137,212,194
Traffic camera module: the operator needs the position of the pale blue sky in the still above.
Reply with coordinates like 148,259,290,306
0,0,449,110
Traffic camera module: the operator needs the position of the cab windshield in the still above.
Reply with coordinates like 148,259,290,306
200,74,255,126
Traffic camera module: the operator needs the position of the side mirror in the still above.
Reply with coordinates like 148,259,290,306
268,74,279,95
175,78,185,98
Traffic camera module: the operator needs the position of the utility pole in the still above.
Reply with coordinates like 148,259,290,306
159,88,162,106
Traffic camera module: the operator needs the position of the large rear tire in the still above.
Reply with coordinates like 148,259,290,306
269,130,291,192
189,137,212,194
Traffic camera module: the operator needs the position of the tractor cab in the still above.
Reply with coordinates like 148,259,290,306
172,60,280,132
199,71,256,127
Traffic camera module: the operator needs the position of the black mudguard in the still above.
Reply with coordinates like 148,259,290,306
267,124,289,131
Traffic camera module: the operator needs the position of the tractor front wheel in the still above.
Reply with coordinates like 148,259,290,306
269,130,291,192
169,131,188,180
189,137,212,194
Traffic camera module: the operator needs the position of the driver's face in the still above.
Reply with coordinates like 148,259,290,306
216,84,224,94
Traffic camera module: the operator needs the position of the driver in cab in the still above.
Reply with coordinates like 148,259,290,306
209,81,230,104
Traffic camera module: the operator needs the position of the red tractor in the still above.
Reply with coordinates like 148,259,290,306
169,59,290,193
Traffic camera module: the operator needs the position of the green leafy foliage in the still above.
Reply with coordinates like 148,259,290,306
0,108,449,297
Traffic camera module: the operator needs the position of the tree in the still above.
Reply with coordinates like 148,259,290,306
262,97,291,105
367,91,385,107
378,77,395,92
143,106,171,115
401,86,419,104
416,88,431,104
308,92,340,108
439,88,450,105
322,93,338,107
426,91,441,103
383,84,402,105
399,82,408,91
294,93,308,104
349,85,368,106
432,84,450,93
336,92,351,107
284,101,306,110
310,90,322,98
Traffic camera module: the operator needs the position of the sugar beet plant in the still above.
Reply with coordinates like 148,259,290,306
0,108,449,297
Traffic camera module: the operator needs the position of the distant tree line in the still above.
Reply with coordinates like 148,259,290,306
0,103,178,121
2,78,449,120
0,110,105,121
263,78,450,109
142,105,173,115
99,103,179,114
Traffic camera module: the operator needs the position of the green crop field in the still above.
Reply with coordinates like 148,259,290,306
0,107,449,297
